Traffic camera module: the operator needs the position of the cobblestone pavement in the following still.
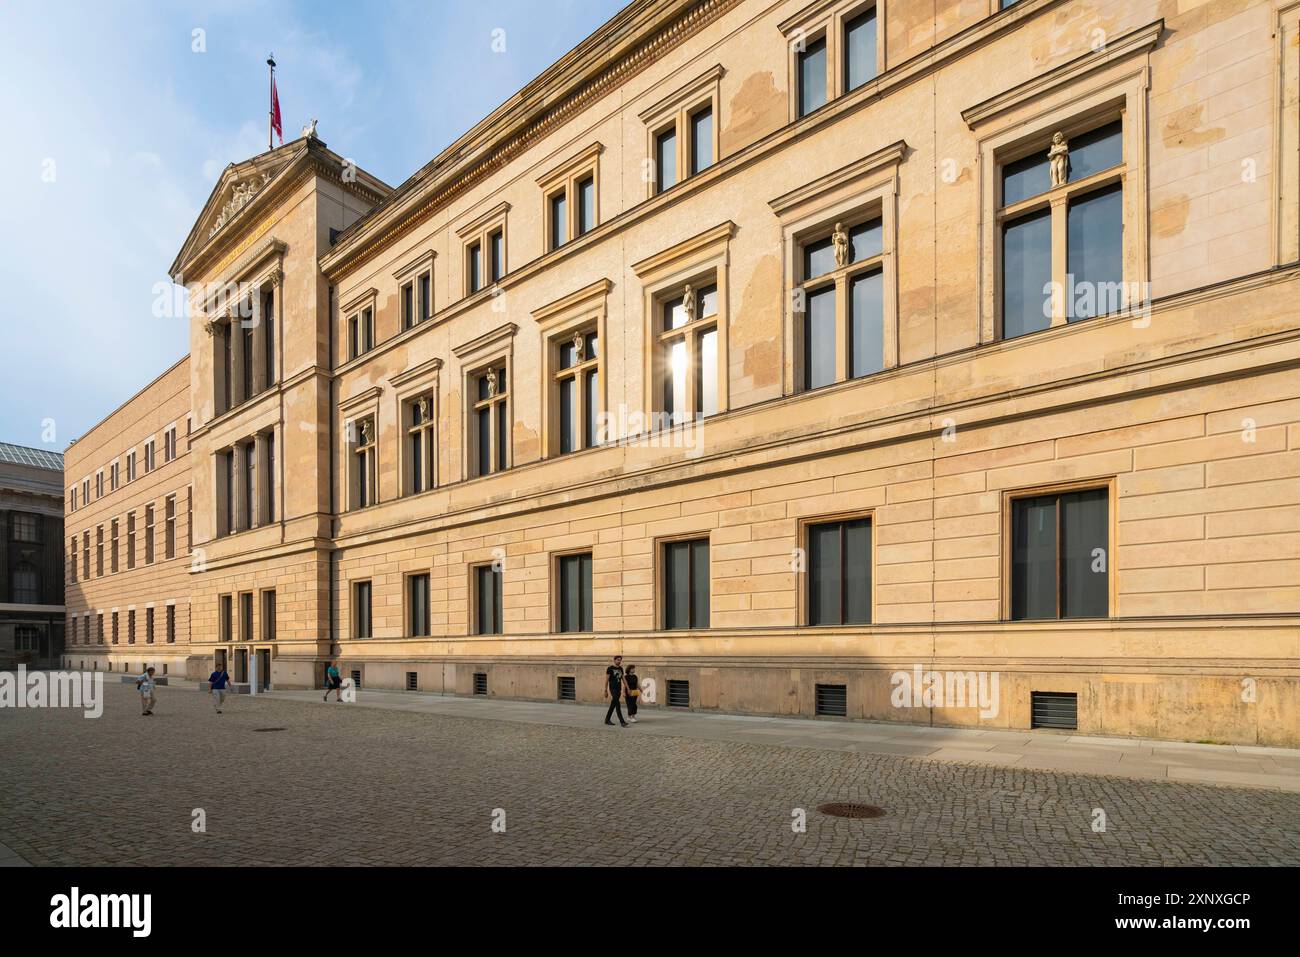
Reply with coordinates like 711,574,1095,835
1,683,1297,866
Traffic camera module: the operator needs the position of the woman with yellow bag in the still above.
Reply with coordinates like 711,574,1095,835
625,664,640,723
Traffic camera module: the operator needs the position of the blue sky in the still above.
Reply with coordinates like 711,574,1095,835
0,0,627,452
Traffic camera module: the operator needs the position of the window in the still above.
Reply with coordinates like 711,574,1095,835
351,417,377,509
419,272,432,324
95,525,103,576
470,366,509,478
239,592,253,642
689,106,713,176
95,471,103,498
999,119,1124,338
489,230,504,284
146,607,155,644
806,517,872,625
165,496,176,559
264,431,275,523
69,536,77,584
127,609,136,644
110,520,119,573
662,538,709,630
467,242,483,294
459,205,509,296
10,512,38,542
354,581,373,639
798,36,828,117
110,461,119,491
1010,487,1110,620
164,426,177,463
474,564,503,636
219,594,232,642
557,553,593,633
145,505,155,563
11,563,38,604
641,66,720,197
658,282,719,424
655,127,677,192
111,611,119,645
408,574,429,637
262,287,276,386
405,396,435,495
798,217,885,390
82,531,89,581
348,307,374,359
262,590,276,641
555,330,599,455
144,439,155,473
242,439,256,530
843,7,878,92
549,190,567,250
126,513,136,570
166,605,176,644
401,280,414,330
82,477,89,505
125,450,136,482
576,177,596,237
96,613,103,644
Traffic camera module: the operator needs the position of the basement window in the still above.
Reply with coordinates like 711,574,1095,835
815,683,848,717
667,679,690,708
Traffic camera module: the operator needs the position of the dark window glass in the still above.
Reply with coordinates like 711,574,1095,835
798,36,827,116
558,553,593,633
664,539,709,629
242,326,254,398
584,369,598,447
490,231,504,282
690,106,712,175
1002,151,1050,206
1067,121,1122,183
550,191,567,249
1001,207,1052,339
419,273,431,322
355,581,372,638
402,283,413,329
264,291,275,383
476,565,502,635
1067,183,1123,321
656,128,677,192
844,7,877,91
559,377,575,455
468,243,482,293
577,176,596,235
808,518,872,625
1011,490,1108,621
476,407,491,477
804,286,836,390
849,269,884,378
408,575,429,637
495,403,507,472
804,235,836,280
411,429,425,493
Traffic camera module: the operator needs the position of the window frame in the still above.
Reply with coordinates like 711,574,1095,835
637,65,723,200
554,550,594,634
781,0,886,123
537,143,602,252
800,510,875,626
1000,478,1117,622
353,580,373,639
453,322,516,481
393,249,436,332
471,562,504,636
455,202,510,297
658,535,711,631
534,279,611,459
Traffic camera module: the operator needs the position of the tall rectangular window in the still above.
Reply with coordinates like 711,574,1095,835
401,281,414,330
798,36,827,117
242,440,256,530
144,439,155,473
799,217,885,390
69,536,77,584
219,594,232,642
96,526,103,576
146,607,155,644
164,426,176,462
655,127,677,193
406,396,435,495
419,272,431,323
354,581,373,638
844,7,877,91
127,609,135,644
239,592,253,643
663,538,709,630
1011,488,1109,620
263,288,275,385
490,230,505,283
557,553,593,633
550,191,567,250
471,366,508,478
807,517,872,625
467,242,483,293
262,590,276,641
164,496,176,559
126,513,136,570
576,176,596,236
555,330,599,455
690,106,713,175
145,505,155,563
659,283,718,424
475,564,503,636
110,520,119,574
353,418,376,509
82,531,89,580
408,574,429,637
166,605,176,644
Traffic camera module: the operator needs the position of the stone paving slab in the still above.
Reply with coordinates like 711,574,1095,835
1,683,1298,866
267,688,1300,792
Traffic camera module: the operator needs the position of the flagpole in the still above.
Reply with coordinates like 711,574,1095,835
267,54,276,150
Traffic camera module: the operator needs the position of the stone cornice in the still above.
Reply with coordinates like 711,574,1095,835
531,278,614,326
452,322,518,360
962,19,1164,128
631,220,735,278
338,386,383,415
768,140,908,217
389,357,444,389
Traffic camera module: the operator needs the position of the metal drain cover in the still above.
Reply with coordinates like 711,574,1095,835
818,802,885,819
252,727,287,733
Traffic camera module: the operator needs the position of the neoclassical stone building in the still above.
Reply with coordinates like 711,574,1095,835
65,0,1300,745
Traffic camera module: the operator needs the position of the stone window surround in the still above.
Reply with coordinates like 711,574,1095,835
537,143,603,252
341,287,378,363
202,254,284,417
468,559,504,636
393,248,437,330
963,20,1158,344
213,426,279,534
550,547,596,634
771,139,904,396
455,201,511,298
654,530,712,632
998,477,1118,622
351,578,373,640
779,0,886,123
637,64,724,199
632,221,735,428
340,386,382,510
797,507,877,627
453,322,517,481
532,279,612,459
390,356,443,497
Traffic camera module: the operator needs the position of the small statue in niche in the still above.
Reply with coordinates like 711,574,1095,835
832,221,850,268
682,283,696,323
1048,131,1070,189
417,397,431,421
486,368,499,397
359,419,372,445
572,332,585,360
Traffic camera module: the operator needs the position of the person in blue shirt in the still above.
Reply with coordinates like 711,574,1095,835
323,661,343,702
208,662,232,714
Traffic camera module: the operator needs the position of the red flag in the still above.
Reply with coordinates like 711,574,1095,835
270,75,282,144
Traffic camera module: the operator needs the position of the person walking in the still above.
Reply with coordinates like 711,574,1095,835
624,664,640,723
208,661,232,714
323,661,343,702
136,666,157,716
604,654,629,728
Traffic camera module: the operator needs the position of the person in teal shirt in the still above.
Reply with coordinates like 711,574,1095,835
323,661,343,702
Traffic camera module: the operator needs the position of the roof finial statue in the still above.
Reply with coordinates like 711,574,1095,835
302,118,318,139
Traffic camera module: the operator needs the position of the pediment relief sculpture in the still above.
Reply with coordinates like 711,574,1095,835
209,172,273,239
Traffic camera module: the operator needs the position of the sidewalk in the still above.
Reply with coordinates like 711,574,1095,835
268,688,1300,793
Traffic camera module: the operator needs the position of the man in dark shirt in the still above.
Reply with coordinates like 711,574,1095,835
604,655,629,728
208,662,232,714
